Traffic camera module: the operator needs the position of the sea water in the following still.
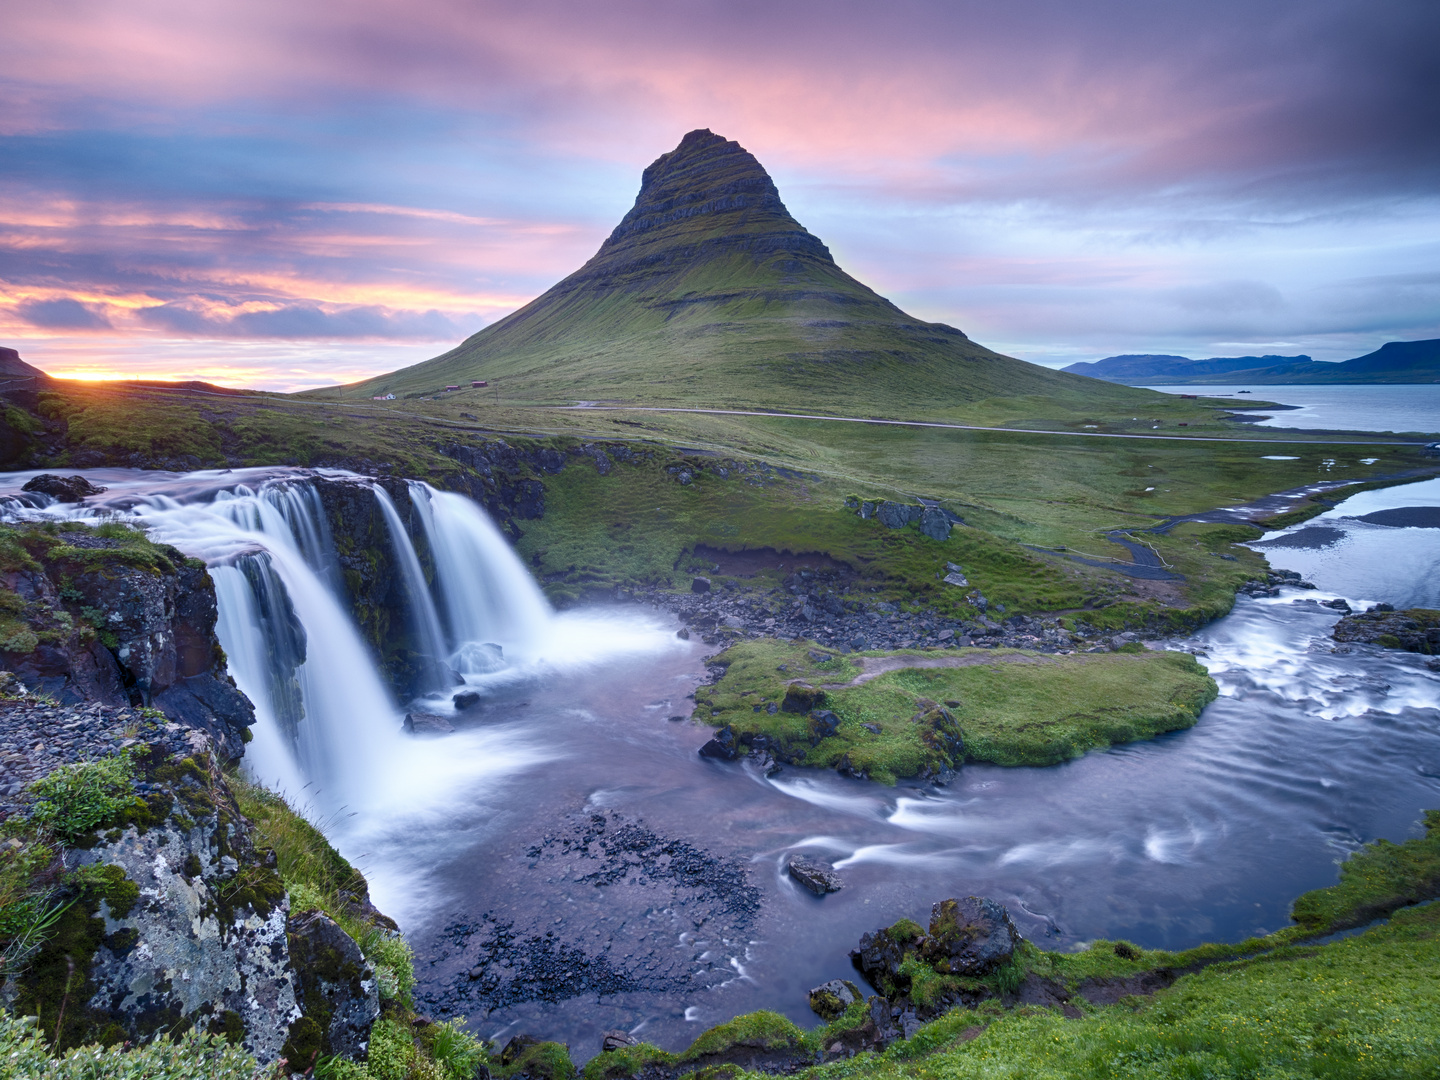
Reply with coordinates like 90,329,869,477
1144,383,1440,435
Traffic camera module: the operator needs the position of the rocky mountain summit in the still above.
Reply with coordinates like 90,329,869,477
573,127,843,295
338,130,1126,413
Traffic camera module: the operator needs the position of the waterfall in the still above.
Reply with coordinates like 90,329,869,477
0,468,558,808
407,483,553,669
373,486,449,688
211,559,309,797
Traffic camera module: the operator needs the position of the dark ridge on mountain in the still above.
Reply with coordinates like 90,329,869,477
329,131,1156,415
0,346,49,381
1065,339,1440,385
1338,339,1440,376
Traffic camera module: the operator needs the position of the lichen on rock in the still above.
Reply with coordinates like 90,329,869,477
26,738,300,1059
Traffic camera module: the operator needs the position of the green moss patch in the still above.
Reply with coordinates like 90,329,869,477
697,641,1217,778
26,752,137,846
823,903,1440,1080
1290,809,1440,933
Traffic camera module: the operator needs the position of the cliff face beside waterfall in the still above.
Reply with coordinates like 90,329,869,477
0,523,255,760
0,517,390,1065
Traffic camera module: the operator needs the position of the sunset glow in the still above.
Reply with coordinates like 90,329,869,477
2,0,1436,389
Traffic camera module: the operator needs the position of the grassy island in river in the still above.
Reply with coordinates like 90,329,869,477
693,640,1217,782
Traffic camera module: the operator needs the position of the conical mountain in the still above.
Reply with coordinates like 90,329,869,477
337,130,1145,416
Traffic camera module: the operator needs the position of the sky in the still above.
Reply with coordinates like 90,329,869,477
2,0,1438,391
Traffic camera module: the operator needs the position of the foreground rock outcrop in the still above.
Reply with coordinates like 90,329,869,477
852,896,1020,997
0,522,387,1064
0,523,255,759
1333,606,1440,654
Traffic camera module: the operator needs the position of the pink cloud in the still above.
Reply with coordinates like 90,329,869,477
0,1,1368,191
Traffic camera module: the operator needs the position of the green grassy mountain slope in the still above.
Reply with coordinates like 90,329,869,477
327,130,1163,420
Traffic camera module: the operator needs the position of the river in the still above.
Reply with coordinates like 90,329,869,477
1,467,1436,1059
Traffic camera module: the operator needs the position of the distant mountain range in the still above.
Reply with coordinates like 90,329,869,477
1063,339,1440,384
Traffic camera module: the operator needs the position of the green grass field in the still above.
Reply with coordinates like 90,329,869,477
17,381,1435,634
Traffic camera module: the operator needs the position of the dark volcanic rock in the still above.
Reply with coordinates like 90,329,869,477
287,909,380,1060
698,724,741,760
876,501,921,529
780,682,824,713
809,709,841,740
1332,607,1440,654
601,1030,639,1052
21,473,107,501
787,854,844,895
310,475,445,698
453,690,482,709
852,895,1020,998
921,896,1020,976
416,809,761,1020
500,1035,542,1065
691,576,711,594
807,978,863,1020
851,923,920,995
0,528,255,757
919,506,953,541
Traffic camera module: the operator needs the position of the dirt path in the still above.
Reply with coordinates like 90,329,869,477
819,650,1055,689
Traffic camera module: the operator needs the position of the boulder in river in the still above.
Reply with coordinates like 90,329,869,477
852,896,1020,996
920,896,1020,976
851,920,924,995
601,1031,639,1052
403,712,456,735
453,689,482,709
1332,607,1440,654
500,1035,542,1065
699,724,741,760
788,854,844,895
807,978,864,1020
21,473,108,501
